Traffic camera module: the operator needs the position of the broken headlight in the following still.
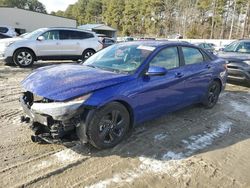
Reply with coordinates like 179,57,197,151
31,93,92,119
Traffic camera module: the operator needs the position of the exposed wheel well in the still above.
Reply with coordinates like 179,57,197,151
114,100,134,129
213,78,222,92
13,47,37,61
82,48,96,54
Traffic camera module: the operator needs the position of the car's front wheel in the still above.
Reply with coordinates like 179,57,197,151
82,49,95,62
13,48,35,67
203,81,221,108
84,102,130,149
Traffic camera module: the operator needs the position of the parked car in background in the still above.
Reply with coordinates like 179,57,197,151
193,42,215,53
0,27,102,67
217,39,250,84
0,25,17,37
117,36,134,42
0,33,12,39
20,41,227,149
139,37,156,40
211,43,231,52
100,37,116,48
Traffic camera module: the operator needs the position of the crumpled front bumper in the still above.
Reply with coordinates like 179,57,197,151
19,92,84,143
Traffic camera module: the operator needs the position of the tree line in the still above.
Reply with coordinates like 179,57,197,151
1,0,249,39
51,0,250,39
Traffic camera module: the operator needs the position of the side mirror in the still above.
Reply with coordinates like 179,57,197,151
37,36,45,41
145,66,167,76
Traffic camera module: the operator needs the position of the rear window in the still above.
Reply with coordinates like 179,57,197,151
60,30,94,40
0,27,8,33
182,47,204,65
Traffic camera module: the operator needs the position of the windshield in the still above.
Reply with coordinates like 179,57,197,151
84,43,154,73
224,41,239,52
22,28,47,39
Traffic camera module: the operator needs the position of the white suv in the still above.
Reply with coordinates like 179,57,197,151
0,28,103,67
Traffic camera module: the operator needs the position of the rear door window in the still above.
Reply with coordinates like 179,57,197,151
59,30,72,40
237,42,250,53
150,47,179,69
182,47,204,65
59,30,94,40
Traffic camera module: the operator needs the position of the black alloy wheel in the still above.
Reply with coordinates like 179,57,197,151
82,49,95,62
204,81,221,109
86,102,130,149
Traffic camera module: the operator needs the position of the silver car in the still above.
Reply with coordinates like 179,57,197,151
0,27,103,67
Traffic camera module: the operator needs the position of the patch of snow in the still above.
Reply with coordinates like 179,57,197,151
230,101,250,117
85,170,142,188
34,147,83,172
54,148,82,162
154,133,168,141
35,160,52,170
162,151,184,160
184,121,231,155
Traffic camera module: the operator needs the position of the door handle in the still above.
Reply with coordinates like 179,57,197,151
175,72,184,78
56,42,60,45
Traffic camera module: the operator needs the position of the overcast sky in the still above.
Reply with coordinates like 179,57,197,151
38,0,78,13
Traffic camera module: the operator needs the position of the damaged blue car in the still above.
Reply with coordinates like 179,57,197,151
20,41,228,149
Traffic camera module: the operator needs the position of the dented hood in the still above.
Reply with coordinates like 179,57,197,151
21,64,133,101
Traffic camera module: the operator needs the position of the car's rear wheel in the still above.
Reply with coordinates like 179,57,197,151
82,49,95,62
203,81,221,109
13,48,35,67
85,102,130,149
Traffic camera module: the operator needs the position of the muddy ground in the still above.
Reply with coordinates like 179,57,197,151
0,61,250,188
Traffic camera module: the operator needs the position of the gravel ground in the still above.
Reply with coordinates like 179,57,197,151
0,61,250,188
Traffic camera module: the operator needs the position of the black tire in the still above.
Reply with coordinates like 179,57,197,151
13,48,35,67
85,102,130,149
82,49,95,62
203,81,221,109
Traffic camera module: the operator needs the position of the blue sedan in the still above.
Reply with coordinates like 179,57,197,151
20,41,228,149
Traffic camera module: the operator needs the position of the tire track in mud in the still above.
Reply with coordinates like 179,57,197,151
25,136,155,188
0,108,22,118
0,145,91,188
0,149,63,173
0,127,153,188
1,123,162,188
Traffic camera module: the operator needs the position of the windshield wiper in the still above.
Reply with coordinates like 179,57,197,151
86,64,128,74
86,64,98,68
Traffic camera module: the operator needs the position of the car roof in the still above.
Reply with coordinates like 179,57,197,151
39,27,96,34
238,39,250,42
120,40,195,48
